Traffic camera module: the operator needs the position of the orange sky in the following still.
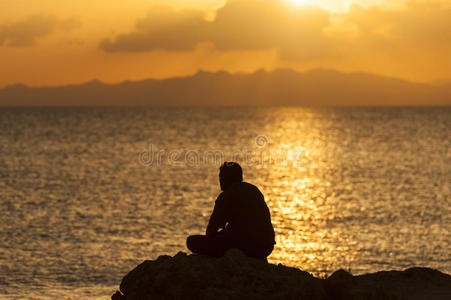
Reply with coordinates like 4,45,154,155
1,0,450,87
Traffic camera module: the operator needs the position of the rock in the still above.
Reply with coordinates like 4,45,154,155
323,269,355,300
112,249,327,299
112,249,451,300
325,267,451,300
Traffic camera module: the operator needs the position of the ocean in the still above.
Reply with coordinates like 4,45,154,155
0,107,450,299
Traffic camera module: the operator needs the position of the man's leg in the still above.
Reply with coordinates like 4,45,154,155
186,232,234,257
235,239,274,262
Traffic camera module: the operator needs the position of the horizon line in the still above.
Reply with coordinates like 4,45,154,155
2,67,449,89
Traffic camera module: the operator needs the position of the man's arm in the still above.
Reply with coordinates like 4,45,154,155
206,193,228,237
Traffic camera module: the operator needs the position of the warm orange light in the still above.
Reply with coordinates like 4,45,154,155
292,0,314,5
0,0,450,87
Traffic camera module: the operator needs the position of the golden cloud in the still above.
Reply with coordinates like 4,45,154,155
346,2,451,43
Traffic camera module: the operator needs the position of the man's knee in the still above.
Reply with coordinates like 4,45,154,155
241,243,273,260
186,235,204,253
186,235,196,251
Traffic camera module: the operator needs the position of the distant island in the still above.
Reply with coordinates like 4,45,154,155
1,69,450,106
111,249,451,300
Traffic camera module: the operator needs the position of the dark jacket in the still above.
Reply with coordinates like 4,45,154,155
206,182,275,247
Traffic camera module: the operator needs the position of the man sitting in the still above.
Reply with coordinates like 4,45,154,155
186,162,275,261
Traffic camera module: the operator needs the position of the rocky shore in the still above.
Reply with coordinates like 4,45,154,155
112,249,451,300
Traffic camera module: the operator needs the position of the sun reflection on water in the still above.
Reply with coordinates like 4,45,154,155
251,109,359,274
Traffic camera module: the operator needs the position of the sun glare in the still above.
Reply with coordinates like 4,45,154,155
289,0,345,12
292,0,314,5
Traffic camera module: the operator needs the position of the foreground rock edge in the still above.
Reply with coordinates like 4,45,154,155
111,249,451,300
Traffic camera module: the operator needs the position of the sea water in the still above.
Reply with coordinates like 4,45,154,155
0,107,449,299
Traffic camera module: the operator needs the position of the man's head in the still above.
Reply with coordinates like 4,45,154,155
219,162,243,191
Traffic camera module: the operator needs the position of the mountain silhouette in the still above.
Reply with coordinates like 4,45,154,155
1,69,450,106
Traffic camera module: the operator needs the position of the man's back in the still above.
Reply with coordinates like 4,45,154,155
208,182,275,248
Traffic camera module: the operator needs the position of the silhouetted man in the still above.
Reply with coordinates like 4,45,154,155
186,162,275,260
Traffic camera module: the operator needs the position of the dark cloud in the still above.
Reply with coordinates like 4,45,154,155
101,6,207,52
100,0,332,60
99,0,451,62
0,14,81,47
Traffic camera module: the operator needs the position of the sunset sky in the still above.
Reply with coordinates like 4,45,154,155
1,0,450,87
